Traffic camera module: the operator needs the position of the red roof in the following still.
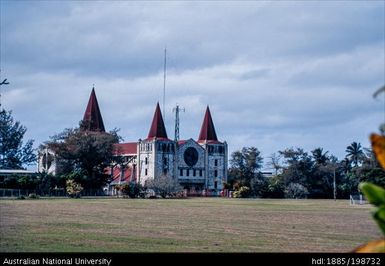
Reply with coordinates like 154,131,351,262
198,106,218,142
108,166,133,184
147,102,168,140
113,142,137,155
82,88,105,132
178,140,187,145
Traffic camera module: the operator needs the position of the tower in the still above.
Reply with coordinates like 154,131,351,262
198,106,228,193
137,103,176,185
81,87,105,132
198,106,218,143
173,104,185,142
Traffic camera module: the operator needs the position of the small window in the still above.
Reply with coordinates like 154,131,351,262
186,169,190,177
180,169,183,176
214,181,218,189
163,157,168,166
215,159,218,166
214,170,218,177
145,169,148,176
145,157,148,165
193,169,196,176
199,170,203,176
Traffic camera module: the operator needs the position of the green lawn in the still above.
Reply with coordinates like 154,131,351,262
0,198,382,252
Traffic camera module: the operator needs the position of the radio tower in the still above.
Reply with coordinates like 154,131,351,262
173,104,185,142
163,47,167,122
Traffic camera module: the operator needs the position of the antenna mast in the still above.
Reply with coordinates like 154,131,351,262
173,104,185,142
163,47,167,122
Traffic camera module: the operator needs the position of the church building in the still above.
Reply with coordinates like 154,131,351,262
39,88,228,196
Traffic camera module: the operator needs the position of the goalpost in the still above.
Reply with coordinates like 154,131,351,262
350,194,364,205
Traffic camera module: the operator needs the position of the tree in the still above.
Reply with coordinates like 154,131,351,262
311,148,329,165
0,108,36,169
145,175,183,198
284,183,309,199
228,147,263,187
266,174,285,198
44,126,121,189
345,142,365,167
357,148,385,188
266,153,281,175
278,147,341,198
279,148,314,187
310,148,337,198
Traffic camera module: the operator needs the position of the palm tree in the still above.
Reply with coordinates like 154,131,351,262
311,148,329,165
345,142,365,167
339,158,352,174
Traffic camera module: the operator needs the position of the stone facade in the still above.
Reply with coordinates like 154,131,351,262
136,137,228,195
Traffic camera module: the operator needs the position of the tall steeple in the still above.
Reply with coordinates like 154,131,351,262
82,87,105,132
198,106,218,142
147,102,168,139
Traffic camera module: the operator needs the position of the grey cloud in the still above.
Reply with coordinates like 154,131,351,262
1,1,383,167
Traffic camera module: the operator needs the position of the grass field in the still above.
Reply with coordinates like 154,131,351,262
0,198,382,252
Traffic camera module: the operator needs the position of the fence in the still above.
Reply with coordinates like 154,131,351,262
0,188,107,198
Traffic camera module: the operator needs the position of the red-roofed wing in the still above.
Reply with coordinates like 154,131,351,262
113,143,137,155
109,167,133,184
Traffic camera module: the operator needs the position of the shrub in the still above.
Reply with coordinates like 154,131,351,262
120,182,142,198
284,182,309,199
66,179,83,198
266,175,285,198
17,195,26,200
146,175,183,198
250,176,268,198
28,193,39,199
233,186,250,198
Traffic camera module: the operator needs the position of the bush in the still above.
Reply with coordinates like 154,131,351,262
233,186,250,198
28,193,39,199
119,182,142,198
266,175,285,198
146,175,184,198
66,179,83,198
17,195,26,200
250,176,268,198
284,182,309,199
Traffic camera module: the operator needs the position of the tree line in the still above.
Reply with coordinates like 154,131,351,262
228,145,385,199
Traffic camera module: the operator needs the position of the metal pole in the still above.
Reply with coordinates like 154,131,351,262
163,47,167,122
333,167,336,201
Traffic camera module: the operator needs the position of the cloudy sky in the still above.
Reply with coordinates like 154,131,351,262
1,1,384,170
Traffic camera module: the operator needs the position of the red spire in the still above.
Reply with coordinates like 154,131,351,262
198,106,218,142
147,102,168,139
82,87,105,132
